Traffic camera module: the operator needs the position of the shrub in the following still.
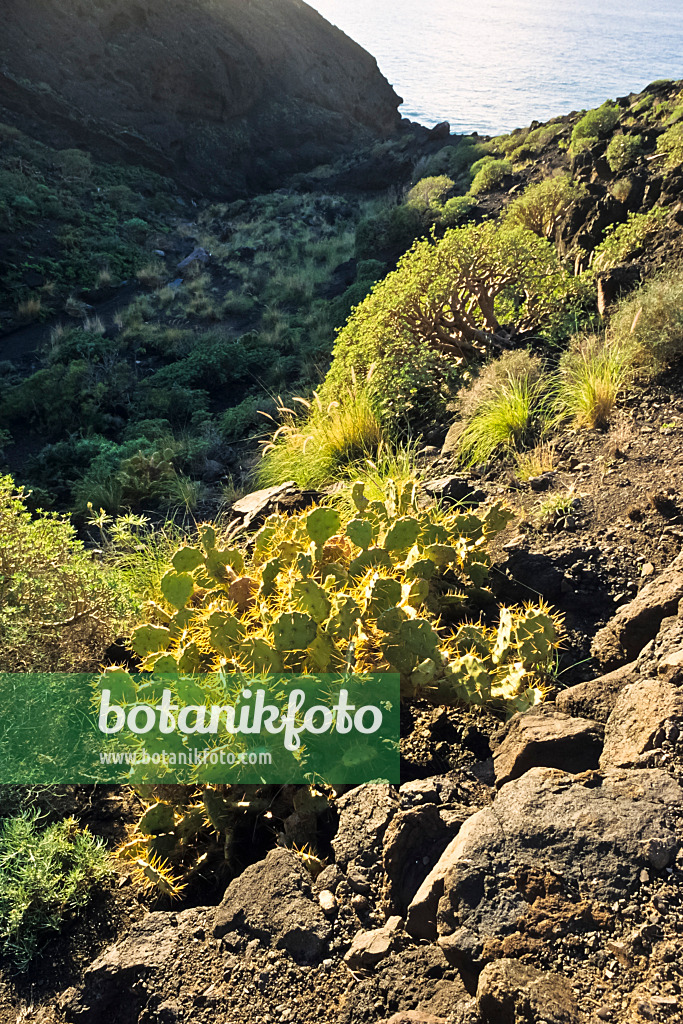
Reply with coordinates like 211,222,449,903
221,395,273,442
355,203,424,261
439,195,476,228
608,269,683,371
0,475,129,670
322,221,570,431
606,134,643,173
258,388,384,489
468,158,513,195
656,123,683,167
55,148,92,181
137,261,168,289
570,101,620,153
412,139,491,182
405,175,455,217
0,812,111,969
555,335,631,428
505,175,587,240
593,208,667,271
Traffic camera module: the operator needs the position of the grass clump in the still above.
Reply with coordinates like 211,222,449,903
609,269,683,371
556,336,631,428
258,387,384,489
605,134,643,173
570,101,621,155
0,812,111,969
516,442,557,481
456,351,550,466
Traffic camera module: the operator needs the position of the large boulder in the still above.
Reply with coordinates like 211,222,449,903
213,847,331,963
405,768,682,972
600,677,683,768
476,959,582,1024
491,704,603,786
0,0,401,196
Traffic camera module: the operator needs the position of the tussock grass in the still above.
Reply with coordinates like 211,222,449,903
16,295,42,321
257,387,384,489
608,269,683,372
556,336,631,428
516,442,557,481
457,373,549,465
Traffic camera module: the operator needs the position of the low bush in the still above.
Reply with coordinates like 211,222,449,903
656,122,683,167
570,101,620,154
504,175,587,240
0,812,111,969
593,208,667,270
608,269,683,371
468,157,513,195
605,134,643,173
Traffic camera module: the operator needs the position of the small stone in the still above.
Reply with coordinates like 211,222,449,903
318,890,337,917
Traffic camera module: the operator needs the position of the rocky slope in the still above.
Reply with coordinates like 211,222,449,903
0,0,401,195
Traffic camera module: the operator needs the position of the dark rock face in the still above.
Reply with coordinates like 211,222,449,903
0,0,401,195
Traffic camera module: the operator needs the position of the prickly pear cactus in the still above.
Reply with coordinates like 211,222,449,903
117,478,560,713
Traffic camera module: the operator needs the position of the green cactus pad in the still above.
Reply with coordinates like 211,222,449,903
97,668,137,703
309,630,338,670
292,580,331,623
376,605,408,633
347,518,373,551
172,547,205,573
349,547,392,579
139,802,175,835
453,623,491,658
177,642,203,673
239,638,283,672
272,611,317,651
306,507,341,550
161,570,195,609
365,576,402,615
260,556,282,597
384,516,421,552
327,596,361,640
351,481,369,512
424,543,459,568
131,624,173,657
200,526,217,553
296,551,313,578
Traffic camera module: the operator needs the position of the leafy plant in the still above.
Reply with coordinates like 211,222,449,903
605,134,643,173
608,267,683,371
570,101,621,154
505,175,587,241
468,157,513,194
656,122,683,167
0,812,111,969
593,208,667,271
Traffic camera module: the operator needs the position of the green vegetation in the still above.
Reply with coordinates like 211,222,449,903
0,812,111,969
593,208,667,270
605,134,643,173
468,157,513,194
505,175,587,240
609,268,683,371
570,101,621,154
116,479,560,712
656,122,683,167
556,336,631,428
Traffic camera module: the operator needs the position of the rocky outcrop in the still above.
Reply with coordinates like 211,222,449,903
491,704,603,786
0,0,401,196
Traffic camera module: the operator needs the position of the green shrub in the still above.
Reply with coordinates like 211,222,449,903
608,268,683,371
439,195,476,228
405,175,455,217
413,140,491,182
0,813,111,969
0,475,130,670
593,208,667,270
322,221,571,431
505,175,587,239
570,101,621,154
605,134,643,173
469,158,513,194
221,395,273,442
656,122,683,167
355,203,424,261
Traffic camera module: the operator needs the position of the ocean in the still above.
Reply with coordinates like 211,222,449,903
306,0,683,135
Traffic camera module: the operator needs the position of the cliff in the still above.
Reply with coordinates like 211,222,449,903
0,0,402,195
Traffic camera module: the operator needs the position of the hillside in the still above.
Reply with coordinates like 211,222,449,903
0,49,682,1024
0,0,401,195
